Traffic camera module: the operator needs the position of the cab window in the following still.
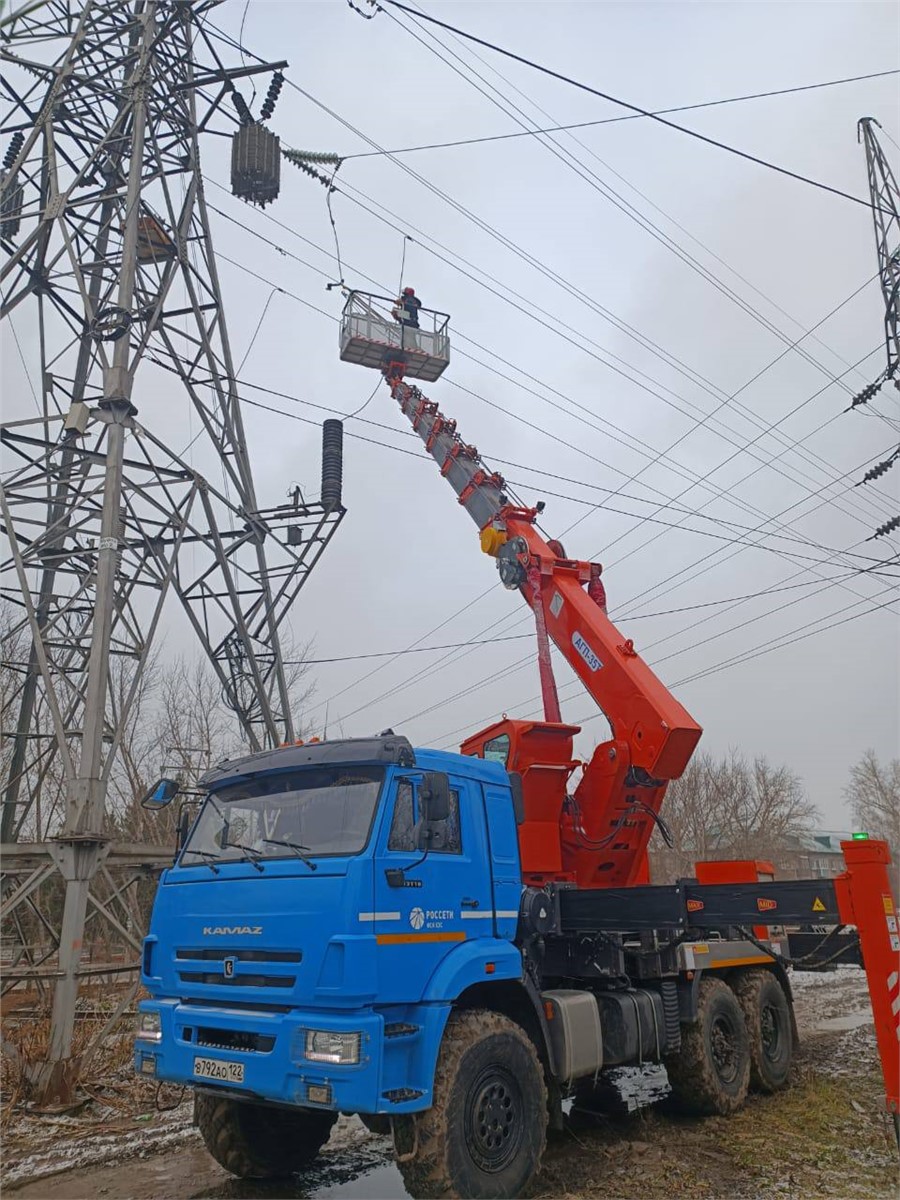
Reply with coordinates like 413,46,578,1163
388,779,462,854
482,734,510,767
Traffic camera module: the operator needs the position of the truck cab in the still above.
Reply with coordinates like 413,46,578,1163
137,734,524,1121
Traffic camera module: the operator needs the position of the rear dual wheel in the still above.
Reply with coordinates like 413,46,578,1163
733,968,793,1093
666,976,750,1115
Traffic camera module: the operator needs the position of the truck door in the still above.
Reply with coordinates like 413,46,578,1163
371,772,494,1002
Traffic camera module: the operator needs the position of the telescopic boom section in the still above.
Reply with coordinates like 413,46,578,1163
384,369,702,888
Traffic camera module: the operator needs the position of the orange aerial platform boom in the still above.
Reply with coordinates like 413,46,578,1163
381,366,702,890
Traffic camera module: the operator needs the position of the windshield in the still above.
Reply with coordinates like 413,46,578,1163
181,766,384,865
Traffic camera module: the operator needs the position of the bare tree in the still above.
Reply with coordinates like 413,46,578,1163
724,755,818,860
844,749,900,850
650,752,729,879
651,749,818,882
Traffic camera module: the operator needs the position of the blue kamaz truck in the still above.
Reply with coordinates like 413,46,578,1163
136,358,897,1197
136,729,894,1199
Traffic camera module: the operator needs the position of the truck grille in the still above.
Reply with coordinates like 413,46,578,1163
178,970,295,988
176,948,301,963
175,947,299,992
195,1027,275,1054
184,997,292,1013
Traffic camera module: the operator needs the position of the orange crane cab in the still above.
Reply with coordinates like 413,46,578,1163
461,718,581,883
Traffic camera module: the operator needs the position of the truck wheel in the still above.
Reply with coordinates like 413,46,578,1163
396,1008,547,1200
195,1093,337,1178
665,977,750,1116
732,969,792,1093
359,1113,392,1136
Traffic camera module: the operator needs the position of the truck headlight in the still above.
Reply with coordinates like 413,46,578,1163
305,1030,361,1065
136,1010,162,1043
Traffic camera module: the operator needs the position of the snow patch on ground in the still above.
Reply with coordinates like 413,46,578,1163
788,966,864,990
3,1108,380,1192
3,1104,196,1189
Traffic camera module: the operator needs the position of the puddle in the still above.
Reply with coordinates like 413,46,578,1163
814,1010,873,1033
190,1143,407,1200
312,1161,407,1198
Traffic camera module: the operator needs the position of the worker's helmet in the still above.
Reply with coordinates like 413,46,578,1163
403,287,415,296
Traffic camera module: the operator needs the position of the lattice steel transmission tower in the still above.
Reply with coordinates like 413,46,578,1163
859,117,900,388
1,0,344,1099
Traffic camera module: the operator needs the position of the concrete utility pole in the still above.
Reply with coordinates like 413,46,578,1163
1,0,345,1101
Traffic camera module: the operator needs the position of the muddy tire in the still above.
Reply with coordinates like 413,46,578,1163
733,969,792,1093
195,1092,336,1179
665,977,750,1116
395,1008,547,1200
359,1113,392,1136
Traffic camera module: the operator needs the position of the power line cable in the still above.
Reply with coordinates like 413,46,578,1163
204,46,895,507
210,241,897,696
381,0,898,464
669,586,899,687
337,453,898,732
228,381,882,568
322,482,895,730
202,22,886,434
206,223,900,739
211,188,893,547
200,321,894,571
376,0,891,213
236,285,278,374
393,0,898,435
202,10,900,453
438,583,899,746
290,567,893,668
192,37,900,710
290,154,896,537
217,231,895,579
339,70,900,160
428,564,899,745
207,10,894,215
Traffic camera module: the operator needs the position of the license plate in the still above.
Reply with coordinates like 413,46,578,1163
193,1056,244,1083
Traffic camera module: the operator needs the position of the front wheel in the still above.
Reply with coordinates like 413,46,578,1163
396,1009,547,1200
195,1093,337,1179
665,976,750,1116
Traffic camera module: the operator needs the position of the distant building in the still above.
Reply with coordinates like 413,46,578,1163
772,830,855,880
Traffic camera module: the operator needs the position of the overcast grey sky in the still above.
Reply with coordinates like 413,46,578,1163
4,1,899,827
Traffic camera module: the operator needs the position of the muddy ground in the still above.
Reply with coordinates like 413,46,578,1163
3,969,897,1200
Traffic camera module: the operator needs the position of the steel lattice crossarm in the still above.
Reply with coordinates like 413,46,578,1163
858,118,900,385
0,0,345,1099
0,408,342,838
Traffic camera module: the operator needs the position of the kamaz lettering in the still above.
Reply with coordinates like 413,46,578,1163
202,925,263,936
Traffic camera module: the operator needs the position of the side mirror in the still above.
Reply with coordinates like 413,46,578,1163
140,777,180,810
419,771,450,825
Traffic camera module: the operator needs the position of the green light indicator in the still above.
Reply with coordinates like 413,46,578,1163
851,831,870,840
